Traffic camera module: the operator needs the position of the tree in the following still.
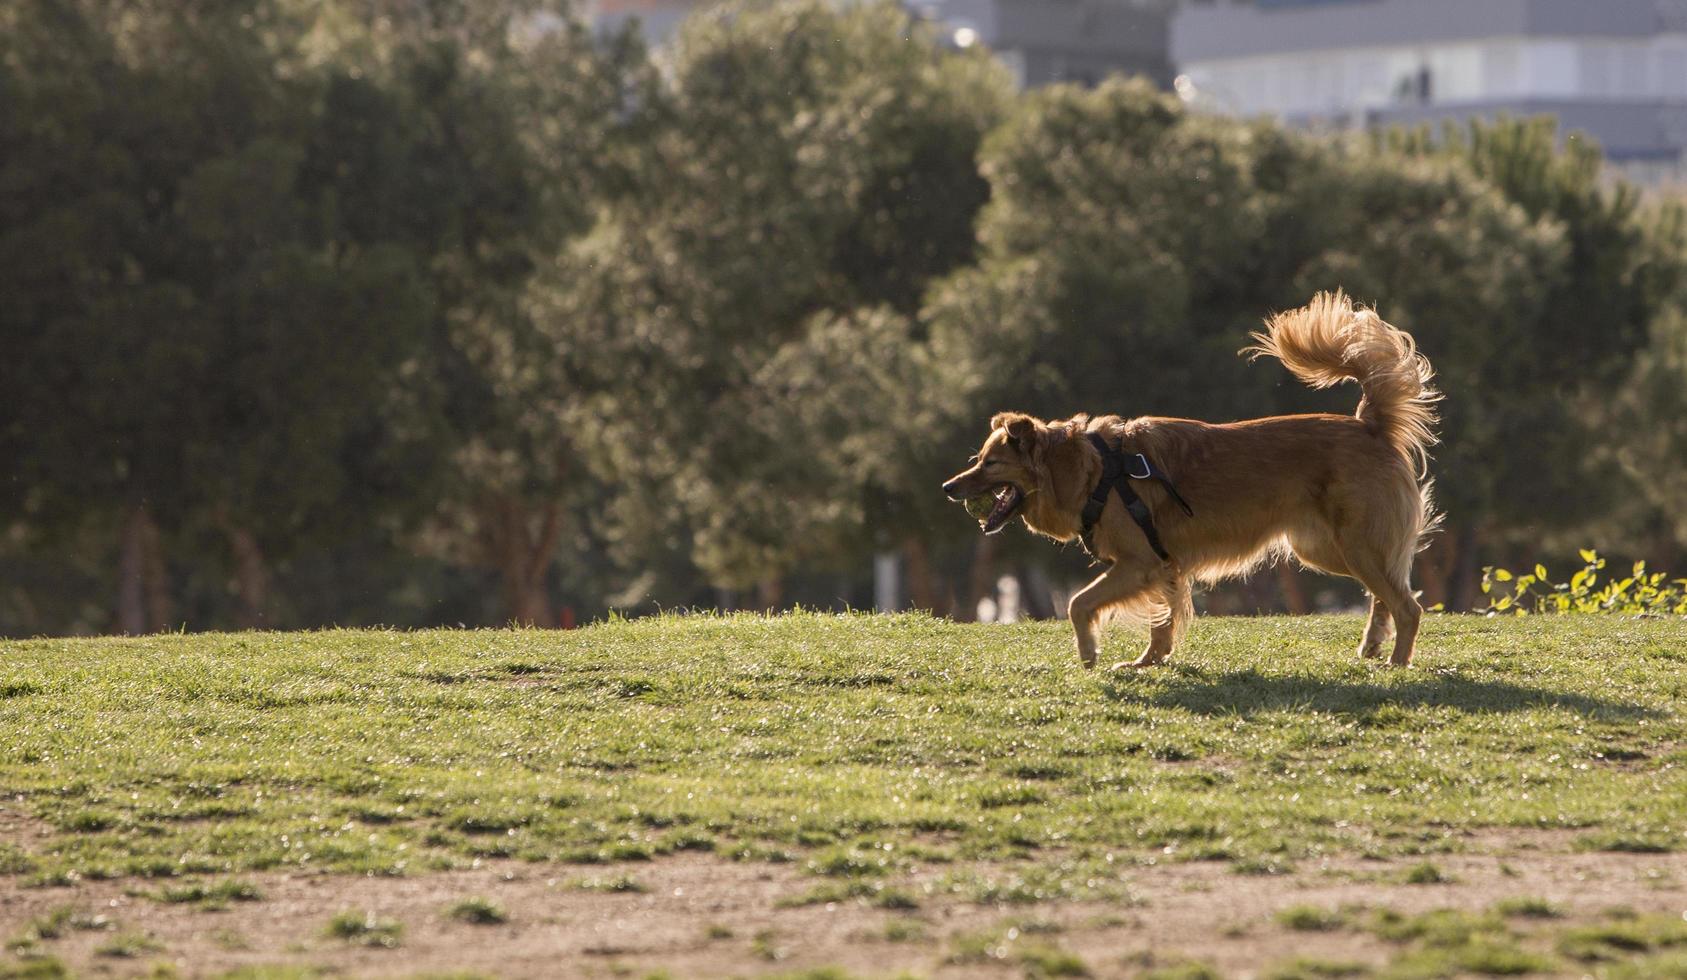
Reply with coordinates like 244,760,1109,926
1381,118,1687,603
535,0,1012,602
337,5,658,627
1610,229,1687,562
0,1,347,631
1,0,655,630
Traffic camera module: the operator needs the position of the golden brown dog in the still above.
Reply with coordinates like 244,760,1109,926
942,291,1439,669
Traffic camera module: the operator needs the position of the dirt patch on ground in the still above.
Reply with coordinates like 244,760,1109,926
2,839,1685,978
0,804,55,853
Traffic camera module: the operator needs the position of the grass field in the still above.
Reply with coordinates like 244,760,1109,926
3,613,1686,977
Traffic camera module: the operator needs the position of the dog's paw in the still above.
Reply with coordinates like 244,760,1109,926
1357,643,1387,660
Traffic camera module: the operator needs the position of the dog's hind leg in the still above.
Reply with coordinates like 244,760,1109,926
1067,561,1160,669
1326,485,1425,666
1291,534,1392,660
1340,547,1421,667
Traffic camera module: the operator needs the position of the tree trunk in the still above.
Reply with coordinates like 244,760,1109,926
1019,564,1058,619
1449,523,1484,612
756,577,783,612
116,504,170,634
1417,522,1483,612
503,572,554,627
955,536,997,623
902,538,950,616
117,509,147,635
1415,537,1454,610
224,523,270,629
1275,562,1311,614
482,495,564,627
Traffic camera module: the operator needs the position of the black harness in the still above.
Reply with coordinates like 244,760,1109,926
1079,433,1194,563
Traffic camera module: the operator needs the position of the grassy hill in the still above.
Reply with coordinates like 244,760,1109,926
3,613,1684,893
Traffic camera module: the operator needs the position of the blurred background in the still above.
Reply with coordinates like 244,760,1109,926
4,0,1686,636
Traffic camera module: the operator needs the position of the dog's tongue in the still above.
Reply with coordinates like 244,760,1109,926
984,485,1022,532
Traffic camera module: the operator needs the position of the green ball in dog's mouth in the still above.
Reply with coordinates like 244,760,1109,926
962,484,1027,535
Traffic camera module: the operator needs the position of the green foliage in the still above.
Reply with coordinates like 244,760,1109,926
5,0,1687,633
540,0,1012,588
1383,117,1685,554
1478,550,1687,616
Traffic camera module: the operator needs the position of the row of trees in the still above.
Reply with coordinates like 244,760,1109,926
3,0,1685,635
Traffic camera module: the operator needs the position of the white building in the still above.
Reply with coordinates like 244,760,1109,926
586,0,1175,90
1173,0,1687,183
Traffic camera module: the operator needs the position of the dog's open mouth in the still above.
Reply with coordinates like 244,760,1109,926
966,485,1025,535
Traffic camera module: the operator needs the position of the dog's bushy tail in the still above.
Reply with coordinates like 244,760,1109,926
1246,290,1440,475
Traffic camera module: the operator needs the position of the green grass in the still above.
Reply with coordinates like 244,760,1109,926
0,613,1683,885
0,958,69,979
323,911,402,948
1556,913,1687,963
1139,963,1223,980
1399,862,1451,885
156,878,262,908
573,873,647,893
948,920,1085,976
1263,958,1371,979
444,897,507,925
1492,896,1562,919
93,931,161,957
1277,904,1351,931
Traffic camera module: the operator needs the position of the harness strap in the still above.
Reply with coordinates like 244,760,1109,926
1079,433,1191,563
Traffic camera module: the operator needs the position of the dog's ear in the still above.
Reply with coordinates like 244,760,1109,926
1046,418,1082,445
991,412,1040,451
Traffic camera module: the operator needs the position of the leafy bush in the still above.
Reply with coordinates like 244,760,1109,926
1477,550,1687,616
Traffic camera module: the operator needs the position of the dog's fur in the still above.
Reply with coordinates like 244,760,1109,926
941,291,1440,669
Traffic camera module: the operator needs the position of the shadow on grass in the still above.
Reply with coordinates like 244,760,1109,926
1103,667,1657,721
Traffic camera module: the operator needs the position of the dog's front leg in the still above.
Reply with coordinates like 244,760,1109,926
1067,562,1157,668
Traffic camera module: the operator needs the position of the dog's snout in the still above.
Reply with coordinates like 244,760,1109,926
942,478,963,500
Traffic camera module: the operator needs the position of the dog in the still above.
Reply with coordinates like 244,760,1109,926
941,291,1439,669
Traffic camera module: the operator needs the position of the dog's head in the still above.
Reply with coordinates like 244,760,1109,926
942,412,1068,535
